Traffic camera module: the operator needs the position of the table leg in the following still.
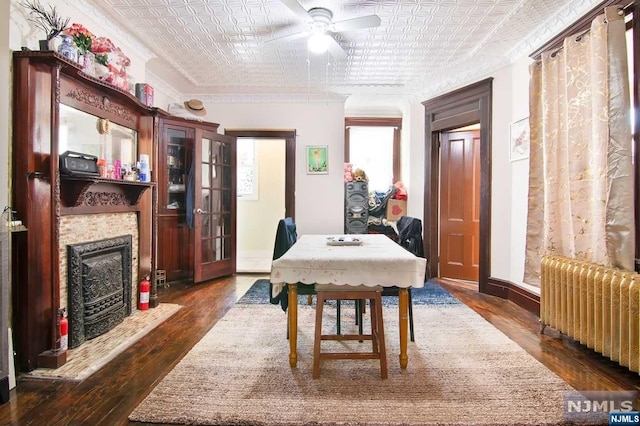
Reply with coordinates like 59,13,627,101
288,283,298,368
399,288,408,369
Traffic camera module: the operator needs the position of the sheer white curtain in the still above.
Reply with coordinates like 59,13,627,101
524,7,633,286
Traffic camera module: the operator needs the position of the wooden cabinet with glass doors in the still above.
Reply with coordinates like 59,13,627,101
156,116,236,284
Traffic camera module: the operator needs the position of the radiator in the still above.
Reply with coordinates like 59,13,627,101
540,255,640,373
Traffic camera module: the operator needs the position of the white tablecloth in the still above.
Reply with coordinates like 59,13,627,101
270,234,427,297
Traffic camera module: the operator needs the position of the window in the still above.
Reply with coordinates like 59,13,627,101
236,138,258,199
344,117,401,192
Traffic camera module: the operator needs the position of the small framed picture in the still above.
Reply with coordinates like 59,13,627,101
306,145,328,174
510,117,530,162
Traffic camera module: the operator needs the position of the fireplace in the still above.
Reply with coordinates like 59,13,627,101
67,235,133,348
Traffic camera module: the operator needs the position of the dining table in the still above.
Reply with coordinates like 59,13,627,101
270,233,427,369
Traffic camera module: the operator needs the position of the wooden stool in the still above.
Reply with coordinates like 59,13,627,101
313,285,387,379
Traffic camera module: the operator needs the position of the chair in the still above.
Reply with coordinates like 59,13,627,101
269,218,343,337
313,284,387,379
269,217,310,312
355,216,425,342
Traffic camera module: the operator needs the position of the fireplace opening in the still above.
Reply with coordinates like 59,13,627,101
67,235,133,348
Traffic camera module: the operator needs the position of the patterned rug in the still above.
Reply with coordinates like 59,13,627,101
129,286,580,425
239,278,461,306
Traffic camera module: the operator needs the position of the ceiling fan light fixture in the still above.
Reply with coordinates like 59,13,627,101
307,32,330,54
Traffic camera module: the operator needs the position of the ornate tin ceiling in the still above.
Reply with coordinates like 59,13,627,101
88,0,603,100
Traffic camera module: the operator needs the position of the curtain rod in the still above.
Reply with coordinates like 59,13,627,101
529,0,633,60
546,6,626,59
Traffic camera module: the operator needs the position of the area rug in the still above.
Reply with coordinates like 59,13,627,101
28,303,182,381
129,287,576,425
241,278,461,306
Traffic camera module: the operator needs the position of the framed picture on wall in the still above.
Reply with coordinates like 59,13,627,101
510,117,530,162
306,145,328,174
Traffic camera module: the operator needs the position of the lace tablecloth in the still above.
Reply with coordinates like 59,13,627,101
270,234,427,298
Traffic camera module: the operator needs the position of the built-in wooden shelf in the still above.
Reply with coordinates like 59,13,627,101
60,175,154,212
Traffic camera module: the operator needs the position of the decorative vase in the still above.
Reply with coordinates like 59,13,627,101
57,35,77,62
81,52,96,77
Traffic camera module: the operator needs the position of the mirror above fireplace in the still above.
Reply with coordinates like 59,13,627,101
59,103,138,170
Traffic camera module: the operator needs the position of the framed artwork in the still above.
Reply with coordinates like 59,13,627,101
306,145,328,174
510,117,530,162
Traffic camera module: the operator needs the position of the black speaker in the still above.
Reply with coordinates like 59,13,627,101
344,181,368,234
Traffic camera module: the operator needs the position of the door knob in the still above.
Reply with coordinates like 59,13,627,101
194,208,205,214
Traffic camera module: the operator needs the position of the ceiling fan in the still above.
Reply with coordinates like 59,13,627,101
266,0,382,59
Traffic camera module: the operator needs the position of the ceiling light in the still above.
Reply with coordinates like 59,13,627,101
307,33,330,54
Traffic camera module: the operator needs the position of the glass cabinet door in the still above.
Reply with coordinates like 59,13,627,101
163,127,192,213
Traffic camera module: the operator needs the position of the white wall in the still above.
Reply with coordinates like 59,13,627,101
489,56,533,289
237,139,285,253
402,101,426,222
509,56,534,290
490,65,514,282
202,101,346,236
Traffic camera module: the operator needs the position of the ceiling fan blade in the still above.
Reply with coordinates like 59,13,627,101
279,0,312,21
331,14,381,32
264,30,310,44
326,37,348,60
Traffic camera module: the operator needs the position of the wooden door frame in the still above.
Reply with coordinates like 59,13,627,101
422,79,493,294
224,130,296,220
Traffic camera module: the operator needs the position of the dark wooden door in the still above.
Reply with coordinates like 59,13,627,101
439,130,480,281
193,130,236,282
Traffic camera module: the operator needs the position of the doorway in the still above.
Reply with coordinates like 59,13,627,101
225,130,296,273
439,127,480,282
235,137,285,272
422,78,493,293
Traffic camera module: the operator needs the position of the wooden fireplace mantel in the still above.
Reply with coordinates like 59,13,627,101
11,50,158,372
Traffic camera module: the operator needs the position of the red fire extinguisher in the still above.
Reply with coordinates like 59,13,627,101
59,309,68,352
139,275,150,310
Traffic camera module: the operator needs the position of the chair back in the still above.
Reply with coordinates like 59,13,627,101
270,217,298,308
273,217,297,260
396,216,424,258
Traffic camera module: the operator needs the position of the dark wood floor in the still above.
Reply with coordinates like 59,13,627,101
1,274,639,425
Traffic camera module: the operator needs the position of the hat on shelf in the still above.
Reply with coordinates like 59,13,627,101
183,99,207,116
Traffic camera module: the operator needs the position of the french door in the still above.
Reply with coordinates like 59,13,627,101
193,129,236,282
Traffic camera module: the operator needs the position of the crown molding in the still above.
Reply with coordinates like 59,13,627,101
194,93,348,104
145,70,182,105
506,0,604,62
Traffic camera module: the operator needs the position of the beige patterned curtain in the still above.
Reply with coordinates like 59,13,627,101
524,7,633,286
